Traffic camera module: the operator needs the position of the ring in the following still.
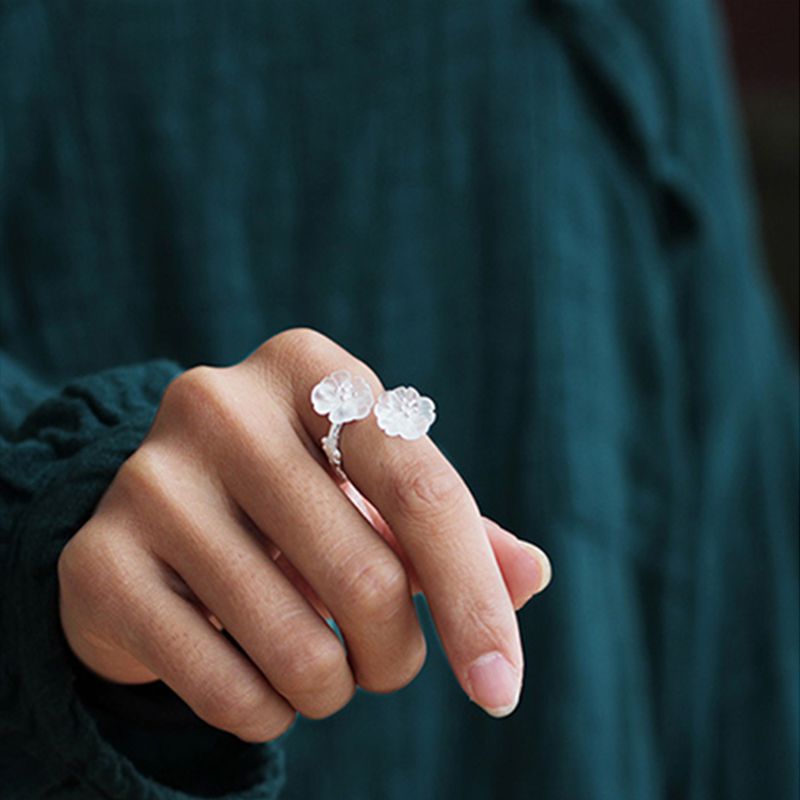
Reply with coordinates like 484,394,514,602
311,372,437,479
311,370,375,479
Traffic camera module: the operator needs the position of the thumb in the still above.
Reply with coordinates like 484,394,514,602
482,517,552,610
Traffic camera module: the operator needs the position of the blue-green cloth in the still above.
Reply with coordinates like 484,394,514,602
1,1,797,798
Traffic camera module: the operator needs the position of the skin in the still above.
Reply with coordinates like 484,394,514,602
58,328,552,742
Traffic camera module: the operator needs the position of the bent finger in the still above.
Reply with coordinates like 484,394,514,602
113,553,297,743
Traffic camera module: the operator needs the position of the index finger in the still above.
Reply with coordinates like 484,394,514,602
263,330,524,717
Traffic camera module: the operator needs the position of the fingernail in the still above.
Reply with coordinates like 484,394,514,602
518,541,552,593
466,652,522,718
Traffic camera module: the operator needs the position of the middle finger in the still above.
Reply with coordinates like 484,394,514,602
221,417,427,694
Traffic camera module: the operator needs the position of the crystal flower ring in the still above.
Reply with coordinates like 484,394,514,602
311,370,375,478
374,386,436,441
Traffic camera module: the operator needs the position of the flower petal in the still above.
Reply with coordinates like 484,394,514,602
418,397,436,418
330,369,353,386
311,376,339,415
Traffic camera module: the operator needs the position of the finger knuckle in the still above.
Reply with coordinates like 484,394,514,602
111,449,214,565
391,460,464,520
114,447,179,514
358,632,428,695
159,366,229,429
258,327,330,367
238,704,298,742
276,638,349,698
117,446,168,492
57,535,88,593
194,677,271,736
59,524,131,608
161,366,212,412
58,538,104,624
400,632,428,685
338,555,409,624
298,680,357,720
255,329,382,392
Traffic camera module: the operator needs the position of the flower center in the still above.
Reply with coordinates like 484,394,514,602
401,397,418,417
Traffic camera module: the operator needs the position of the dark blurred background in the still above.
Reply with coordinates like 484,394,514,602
723,0,799,340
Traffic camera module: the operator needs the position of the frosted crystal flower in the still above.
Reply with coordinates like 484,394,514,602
374,386,436,441
311,370,375,424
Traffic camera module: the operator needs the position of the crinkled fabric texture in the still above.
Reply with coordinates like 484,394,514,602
0,1,797,799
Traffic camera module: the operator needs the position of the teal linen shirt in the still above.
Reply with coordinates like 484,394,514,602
1,1,797,799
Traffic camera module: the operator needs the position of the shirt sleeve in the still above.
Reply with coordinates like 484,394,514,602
0,353,286,800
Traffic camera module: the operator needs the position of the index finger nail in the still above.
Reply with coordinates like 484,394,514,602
466,652,522,718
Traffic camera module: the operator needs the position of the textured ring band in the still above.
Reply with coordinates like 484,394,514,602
320,422,347,481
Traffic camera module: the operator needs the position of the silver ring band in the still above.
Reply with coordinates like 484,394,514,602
320,422,348,481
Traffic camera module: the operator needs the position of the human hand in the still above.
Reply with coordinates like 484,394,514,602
58,329,551,742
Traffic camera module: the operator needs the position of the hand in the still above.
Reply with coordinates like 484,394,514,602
58,329,551,742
